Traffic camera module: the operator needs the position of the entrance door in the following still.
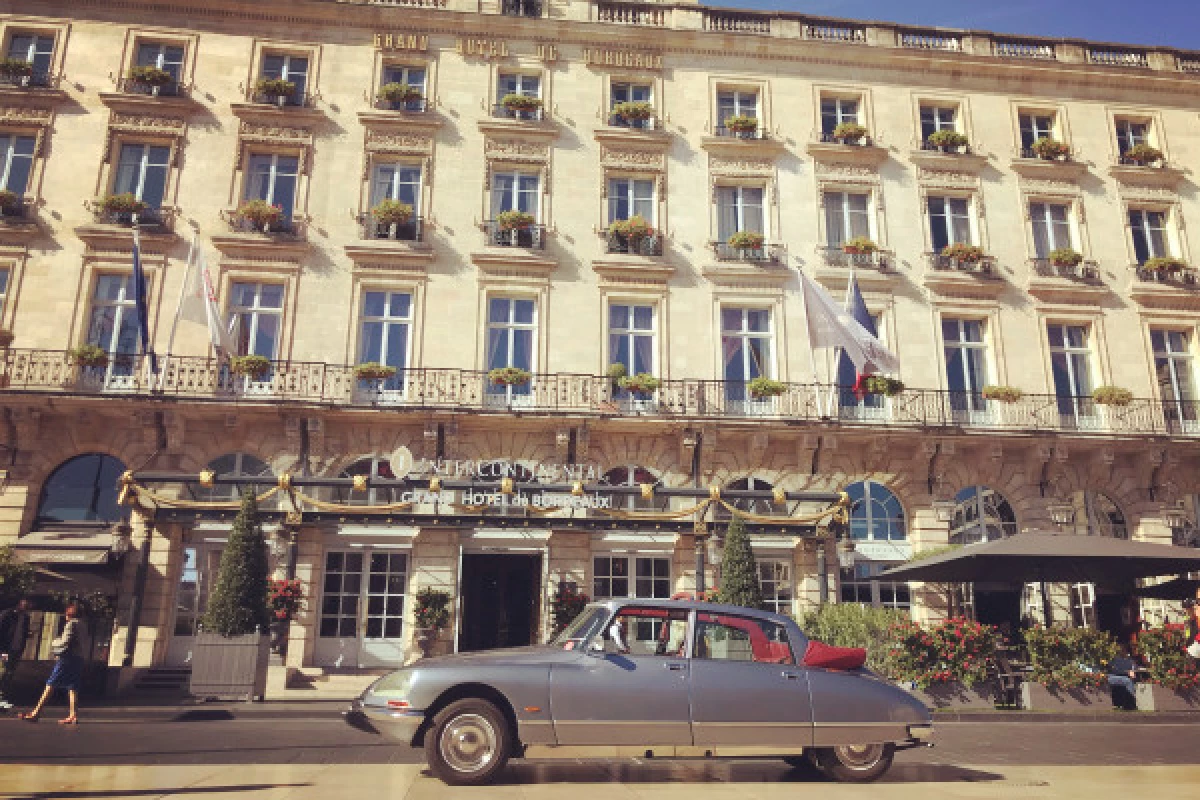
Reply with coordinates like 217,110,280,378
167,544,222,666
458,553,540,652
314,549,409,668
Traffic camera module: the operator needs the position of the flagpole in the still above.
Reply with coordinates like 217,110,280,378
159,237,196,390
798,272,825,419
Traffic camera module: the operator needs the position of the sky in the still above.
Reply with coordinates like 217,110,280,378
717,0,1200,51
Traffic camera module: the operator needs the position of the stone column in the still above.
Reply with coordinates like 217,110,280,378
285,525,322,670
406,528,459,662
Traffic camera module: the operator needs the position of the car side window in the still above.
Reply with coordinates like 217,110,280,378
607,607,689,657
693,612,795,665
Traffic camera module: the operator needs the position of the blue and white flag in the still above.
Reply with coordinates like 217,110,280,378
799,271,899,375
131,217,158,373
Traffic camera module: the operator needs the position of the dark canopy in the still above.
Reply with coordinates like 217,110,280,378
1134,576,1200,601
881,534,1200,585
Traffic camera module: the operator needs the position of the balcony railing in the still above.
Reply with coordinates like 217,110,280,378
0,70,54,89
607,113,659,131
224,213,305,239
804,24,866,43
920,140,972,155
1135,265,1199,287
597,1,666,26
605,231,663,257
1181,59,1200,74
251,90,314,108
713,125,766,140
704,12,770,35
92,206,171,230
1030,258,1102,283
819,246,891,271
817,131,875,147
1088,48,1149,68
900,31,962,51
712,241,786,265
1117,153,1168,168
0,199,30,222
363,215,423,243
485,220,546,249
994,39,1056,60
117,77,183,97
1018,147,1073,162
374,96,427,113
502,0,542,17
927,252,997,275
3,350,1198,437
491,103,544,122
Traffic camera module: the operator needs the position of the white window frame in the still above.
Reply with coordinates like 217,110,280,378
260,52,309,96
1115,118,1150,155
244,153,300,216
6,32,54,77
611,81,652,107
382,64,426,92
1019,111,1057,150
1047,322,1094,411
0,133,35,196
496,72,541,101
820,95,860,134
592,554,671,600
756,558,793,616
823,190,872,246
228,281,284,360
720,306,775,382
490,170,541,221
485,296,538,374
927,194,975,250
715,185,766,239
920,104,958,138
1152,328,1196,411
607,177,655,225
716,89,759,128
135,40,185,81
113,143,171,207
1030,201,1075,258
608,302,656,377
1129,207,1173,263
369,161,421,211
942,317,990,397
358,290,414,373
0,266,8,316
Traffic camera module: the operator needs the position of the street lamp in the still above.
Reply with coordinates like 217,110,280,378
1047,500,1075,529
836,532,857,569
111,522,133,556
1162,505,1188,532
931,500,957,524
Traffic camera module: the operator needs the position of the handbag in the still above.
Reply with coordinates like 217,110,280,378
1187,641,1200,659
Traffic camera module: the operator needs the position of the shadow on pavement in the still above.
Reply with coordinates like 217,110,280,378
172,710,237,722
486,760,1007,785
5,785,311,799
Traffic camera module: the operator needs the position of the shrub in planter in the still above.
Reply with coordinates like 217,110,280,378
128,65,174,87
842,236,878,255
237,199,284,228
496,209,536,231
0,59,33,78
1024,625,1118,689
354,362,397,381
501,93,543,113
68,344,109,368
1048,248,1083,267
863,375,905,397
608,214,654,243
376,82,422,104
612,101,654,122
727,231,765,249
606,362,628,381
886,617,1000,689
0,329,12,348
1031,137,1071,160
0,189,20,212
618,372,661,396
203,491,271,635
717,515,765,610
413,586,452,658
1135,626,1200,690
255,77,296,99
100,193,148,214
941,242,985,264
229,354,272,380
724,114,759,134
927,129,969,150
832,122,869,143
1143,256,1189,272
1092,385,1133,407
370,199,414,225
801,603,908,674
746,376,786,399
488,366,532,387
550,583,590,638
981,385,1024,403
1123,143,1164,165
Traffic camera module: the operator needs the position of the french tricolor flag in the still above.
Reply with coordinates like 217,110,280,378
131,216,158,373
838,272,876,398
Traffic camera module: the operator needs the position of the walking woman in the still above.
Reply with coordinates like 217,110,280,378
19,603,82,724
1186,599,1200,664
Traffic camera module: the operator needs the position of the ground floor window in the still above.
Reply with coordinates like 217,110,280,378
839,561,911,611
1070,582,1096,628
756,558,793,616
593,555,671,600
319,550,408,640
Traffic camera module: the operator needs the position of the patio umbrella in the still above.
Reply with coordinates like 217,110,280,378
1134,576,1200,601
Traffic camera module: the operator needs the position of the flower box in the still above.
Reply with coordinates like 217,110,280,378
1048,248,1084,268
612,101,654,122
501,93,542,113
833,122,869,143
981,385,1023,403
1143,256,1189,272
618,372,661,396
1092,386,1133,407
841,236,878,255
941,243,986,264
354,362,398,381
926,130,969,150
1135,684,1200,712
67,345,110,368
1020,682,1113,710
863,376,905,397
1031,137,1071,160
488,366,532,387
377,82,422,104
128,65,174,87
237,200,284,229
1123,143,1164,166
902,679,1001,710
496,210,536,231
100,193,148,214
229,354,272,380
724,114,759,134
727,231,765,249
0,59,33,78
0,189,18,212
746,376,786,399
255,77,296,99
371,199,414,226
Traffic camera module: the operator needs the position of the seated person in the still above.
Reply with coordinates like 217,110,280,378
1106,644,1139,710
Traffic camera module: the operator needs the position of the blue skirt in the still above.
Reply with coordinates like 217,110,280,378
46,655,83,691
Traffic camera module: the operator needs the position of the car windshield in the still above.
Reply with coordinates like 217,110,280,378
552,605,610,650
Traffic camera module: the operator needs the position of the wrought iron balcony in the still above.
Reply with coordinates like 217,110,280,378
819,246,891,271
224,212,305,239
817,131,875,147
491,103,544,121
1030,258,1102,283
712,240,786,265
501,0,543,17
117,77,183,97
920,140,972,155
605,231,663,256
251,89,314,108
927,252,997,275
485,220,546,249
374,96,427,112
1135,264,1199,287
0,70,54,89
0,198,30,222
607,112,659,130
713,124,766,140
92,206,171,230
363,215,423,243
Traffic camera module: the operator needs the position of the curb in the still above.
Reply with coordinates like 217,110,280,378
934,710,1200,723
9,700,357,723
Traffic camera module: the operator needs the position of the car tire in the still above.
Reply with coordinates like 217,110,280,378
813,742,894,783
423,697,512,786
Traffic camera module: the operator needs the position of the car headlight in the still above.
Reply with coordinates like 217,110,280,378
368,669,415,701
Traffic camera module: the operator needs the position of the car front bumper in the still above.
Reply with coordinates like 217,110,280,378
343,698,426,745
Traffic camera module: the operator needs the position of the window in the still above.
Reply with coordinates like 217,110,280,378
716,90,758,131
608,303,655,378
607,178,654,224
1115,118,1149,156
837,312,884,415
927,196,972,251
942,318,988,411
491,171,539,220
36,454,129,525
1030,202,1073,259
607,606,689,656
229,282,284,359
1129,209,1171,264
1047,323,1093,416
6,33,54,83
0,134,34,197
820,96,859,135
320,551,363,637
86,274,139,367
824,191,870,246
600,466,662,511
693,611,794,664
335,457,404,505
716,186,764,240
845,480,906,541
382,64,425,93
840,562,911,611
359,290,412,387
0,266,8,314
593,556,671,599
920,104,958,139
612,82,652,106
757,559,792,616
260,53,308,100
113,144,170,209
1019,112,1055,150
1152,329,1198,431
486,297,536,392
369,163,420,211
1065,490,1128,539
244,154,299,220
950,485,1017,545
720,477,777,517
721,307,773,398
192,453,274,502
496,72,540,119
1070,583,1096,628
134,41,184,91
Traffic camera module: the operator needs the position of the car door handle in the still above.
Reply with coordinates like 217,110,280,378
781,671,800,680
665,662,685,671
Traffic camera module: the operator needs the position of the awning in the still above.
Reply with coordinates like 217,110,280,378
1135,576,1200,600
12,528,120,565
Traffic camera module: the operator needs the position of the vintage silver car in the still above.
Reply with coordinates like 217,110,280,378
345,599,933,785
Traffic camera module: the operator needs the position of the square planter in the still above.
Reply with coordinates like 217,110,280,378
1135,684,1200,712
189,631,270,701
1020,682,1112,710
901,680,1001,710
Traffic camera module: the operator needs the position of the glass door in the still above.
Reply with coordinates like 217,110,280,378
360,551,408,667
314,548,409,668
167,544,222,665
85,274,141,391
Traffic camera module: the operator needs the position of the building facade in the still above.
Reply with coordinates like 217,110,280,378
2,0,1199,681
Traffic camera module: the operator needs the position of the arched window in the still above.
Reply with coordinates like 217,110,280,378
951,485,1017,545
334,457,405,505
845,480,906,541
717,477,778,518
191,453,274,502
600,465,663,511
36,454,128,526
1067,490,1128,539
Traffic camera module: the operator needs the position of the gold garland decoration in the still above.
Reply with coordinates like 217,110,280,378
716,498,843,526
124,483,281,510
291,489,413,514
590,498,714,521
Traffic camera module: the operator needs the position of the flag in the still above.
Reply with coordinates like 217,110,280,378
799,271,899,375
842,271,880,397
130,217,157,373
176,241,236,360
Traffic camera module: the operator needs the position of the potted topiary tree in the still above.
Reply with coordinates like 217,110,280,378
833,122,869,144
377,82,422,110
412,586,452,658
718,515,765,609
255,77,296,106
191,491,272,701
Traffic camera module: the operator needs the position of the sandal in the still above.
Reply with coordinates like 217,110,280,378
58,716,77,725
17,712,38,722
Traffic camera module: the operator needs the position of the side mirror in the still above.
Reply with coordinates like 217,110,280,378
586,640,605,656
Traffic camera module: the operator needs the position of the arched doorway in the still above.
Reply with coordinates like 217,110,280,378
840,481,910,613
951,485,1020,630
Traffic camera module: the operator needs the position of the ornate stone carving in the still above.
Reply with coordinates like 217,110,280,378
365,129,433,155
486,137,550,163
599,146,665,173
111,112,186,134
814,162,878,182
709,156,775,177
0,106,52,125
916,168,979,189
238,120,309,142
1119,184,1179,203
1019,177,1081,196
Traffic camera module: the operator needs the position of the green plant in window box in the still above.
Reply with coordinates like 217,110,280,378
612,101,654,122
376,82,422,104
501,93,542,112
128,65,174,87
926,129,969,150
941,243,985,264
371,199,414,225
229,354,273,380
724,114,759,134
727,231,765,250
832,122,869,143
608,214,653,244
237,199,284,228
1091,386,1133,407
1123,143,1164,166
863,375,905,397
1031,137,1071,160
746,376,786,399
981,385,1024,403
100,193,148,214
1142,256,1188,272
0,59,33,78
255,77,296,99
842,236,878,255
617,372,661,396
496,210,536,231
67,344,110,368
353,362,397,381
1047,248,1083,267
488,366,532,387
0,189,18,212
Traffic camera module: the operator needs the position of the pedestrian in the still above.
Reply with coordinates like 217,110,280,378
1185,599,1200,663
0,596,33,711
19,603,82,724
1106,643,1139,710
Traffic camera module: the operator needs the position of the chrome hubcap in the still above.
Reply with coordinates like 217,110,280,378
834,743,884,770
439,713,497,774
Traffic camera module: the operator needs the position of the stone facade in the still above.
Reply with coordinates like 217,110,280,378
2,0,1199,676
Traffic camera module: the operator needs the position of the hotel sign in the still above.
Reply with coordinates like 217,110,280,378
389,447,603,483
456,38,509,59
582,47,663,70
374,33,429,51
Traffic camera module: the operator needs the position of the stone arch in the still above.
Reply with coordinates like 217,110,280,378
34,452,130,527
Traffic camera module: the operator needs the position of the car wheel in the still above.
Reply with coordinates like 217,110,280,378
423,698,512,786
813,742,894,783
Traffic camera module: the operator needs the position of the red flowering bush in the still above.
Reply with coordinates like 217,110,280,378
1135,625,1200,691
1024,625,1117,689
267,578,305,622
884,617,1000,689
551,583,590,637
